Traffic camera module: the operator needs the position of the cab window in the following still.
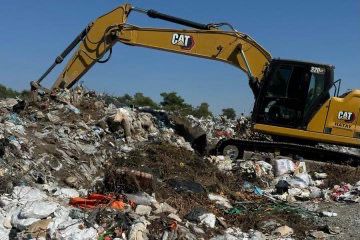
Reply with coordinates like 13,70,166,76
259,64,308,126
266,66,292,97
304,72,326,114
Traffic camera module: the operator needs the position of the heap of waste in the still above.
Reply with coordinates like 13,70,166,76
0,88,359,240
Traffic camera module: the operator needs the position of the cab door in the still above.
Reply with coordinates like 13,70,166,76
254,63,309,128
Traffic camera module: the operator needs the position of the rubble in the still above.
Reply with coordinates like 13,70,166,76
275,158,296,176
135,205,152,216
0,90,358,239
309,230,328,239
208,193,233,209
153,202,177,214
272,225,294,237
18,200,59,219
198,213,216,228
128,217,150,240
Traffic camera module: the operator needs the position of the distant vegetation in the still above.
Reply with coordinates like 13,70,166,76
102,91,220,118
102,91,217,118
0,83,237,119
0,84,28,99
221,108,237,120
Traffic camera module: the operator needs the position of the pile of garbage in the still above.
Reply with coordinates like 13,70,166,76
181,114,269,144
0,89,358,239
271,158,360,203
209,153,360,204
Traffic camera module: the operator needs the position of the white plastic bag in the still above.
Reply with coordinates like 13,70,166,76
275,159,295,176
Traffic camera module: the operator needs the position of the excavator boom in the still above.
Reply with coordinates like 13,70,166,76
32,4,271,95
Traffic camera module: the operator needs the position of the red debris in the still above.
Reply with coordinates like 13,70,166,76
69,193,125,210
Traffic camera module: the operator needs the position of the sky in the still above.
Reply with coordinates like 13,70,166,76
0,0,359,114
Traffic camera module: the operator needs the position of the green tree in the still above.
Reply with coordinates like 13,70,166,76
222,108,236,120
117,94,133,106
102,93,133,107
192,102,213,118
132,92,158,108
160,92,192,114
0,84,28,99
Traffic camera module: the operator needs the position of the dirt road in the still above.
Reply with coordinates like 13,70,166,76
319,202,360,240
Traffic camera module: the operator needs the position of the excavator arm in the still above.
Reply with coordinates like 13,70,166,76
32,3,271,96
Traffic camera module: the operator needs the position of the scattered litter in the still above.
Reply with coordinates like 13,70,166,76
275,158,295,176
272,225,294,237
70,193,125,210
310,230,328,239
128,217,150,240
208,193,233,209
19,201,59,219
167,179,205,193
322,211,338,217
199,213,216,228
135,205,152,216
168,213,182,222
54,188,80,199
314,172,328,179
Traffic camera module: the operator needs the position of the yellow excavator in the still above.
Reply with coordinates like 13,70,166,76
31,4,360,162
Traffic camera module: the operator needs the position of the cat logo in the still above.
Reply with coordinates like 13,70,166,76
171,33,194,50
337,111,355,123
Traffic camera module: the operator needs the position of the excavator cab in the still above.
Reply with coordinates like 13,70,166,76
253,59,334,130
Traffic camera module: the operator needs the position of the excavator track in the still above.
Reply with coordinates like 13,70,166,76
215,138,360,167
